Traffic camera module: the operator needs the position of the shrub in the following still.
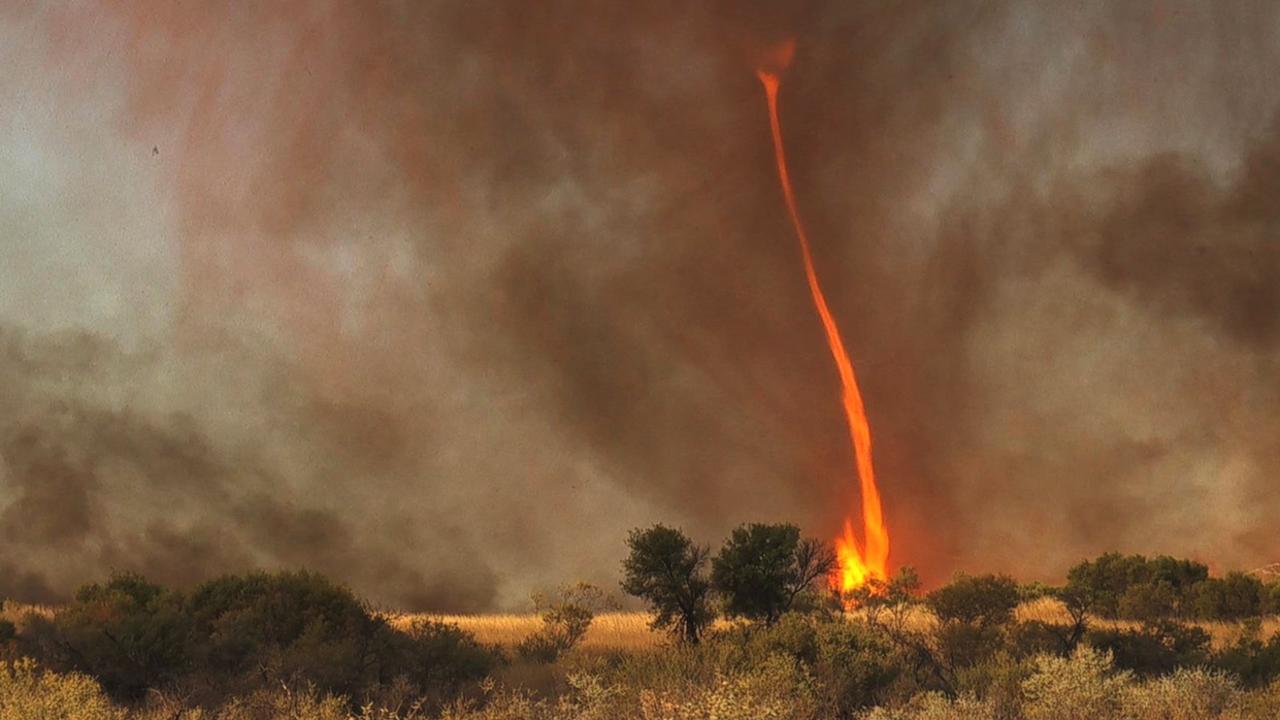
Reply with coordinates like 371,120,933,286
810,618,902,714
926,575,1020,628
1211,632,1280,688
926,575,1020,676
1020,646,1130,720
1084,620,1210,677
0,658,124,720
0,620,14,644
182,570,386,699
387,619,498,708
621,525,716,644
1192,573,1265,621
40,570,496,710
637,654,819,720
1120,667,1242,720
863,692,995,720
1065,554,1207,619
517,583,610,663
209,685,352,720
1116,581,1180,621
711,523,835,626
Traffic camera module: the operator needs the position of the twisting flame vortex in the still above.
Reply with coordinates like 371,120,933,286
757,44,889,595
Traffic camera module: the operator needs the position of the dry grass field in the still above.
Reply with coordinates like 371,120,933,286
386,598,1280,652
386,611,662,651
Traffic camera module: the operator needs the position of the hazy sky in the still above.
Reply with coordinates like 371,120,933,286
1,2,1277,610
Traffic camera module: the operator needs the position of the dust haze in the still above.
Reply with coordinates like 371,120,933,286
1,2,1277,609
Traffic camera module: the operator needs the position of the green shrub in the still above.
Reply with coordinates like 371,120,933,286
1211,632,1280,688
40,571,496,709
926,575,1020,676
1065,554,1207,619
517,583,609,664
1192,573,1265,621
1085,620,1210,677
181,571,386,699
926,575,1020,628
810,619,901,714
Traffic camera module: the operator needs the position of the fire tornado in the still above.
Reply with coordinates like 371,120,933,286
757,41,889,593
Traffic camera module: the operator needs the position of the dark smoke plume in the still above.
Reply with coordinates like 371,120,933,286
1,2,1277,607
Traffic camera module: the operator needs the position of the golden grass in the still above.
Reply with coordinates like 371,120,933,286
395,600,1280,652
1017,596,1280,648
0,601,54,627
387,611,662,651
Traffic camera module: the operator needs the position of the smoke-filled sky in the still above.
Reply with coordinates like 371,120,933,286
1,2,1277,610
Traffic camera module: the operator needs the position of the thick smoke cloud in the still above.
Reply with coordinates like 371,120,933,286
0,2,1277,607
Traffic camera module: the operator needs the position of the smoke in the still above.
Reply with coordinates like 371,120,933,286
0,1,1277,606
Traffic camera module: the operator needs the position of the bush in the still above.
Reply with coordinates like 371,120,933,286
0,658,124,720
1020,646,1130,720
927,575,1020,628
517,583,610,663
1085,620,1210,677
388,619,498,708
1211,631,1280,688
1121,667,1241,720
1192,573,1266,620
926,575,1020,675
181,570,388,700
39,570,497,709
1065,554,1207,619
810,619,902,714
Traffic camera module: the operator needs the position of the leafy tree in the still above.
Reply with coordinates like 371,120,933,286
711,523,836,625
621,525,716,644
54,572,190,700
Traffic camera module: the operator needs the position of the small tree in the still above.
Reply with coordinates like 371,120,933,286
517,582,612,663
926,573,1020,671
711,523,836,625
620,525,715,644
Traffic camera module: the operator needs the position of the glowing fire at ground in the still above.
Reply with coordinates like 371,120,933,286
756,40,890,595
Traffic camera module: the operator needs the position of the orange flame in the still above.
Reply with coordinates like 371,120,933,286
757,42,889,595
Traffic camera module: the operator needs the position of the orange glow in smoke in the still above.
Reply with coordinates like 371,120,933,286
757,40,889,594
